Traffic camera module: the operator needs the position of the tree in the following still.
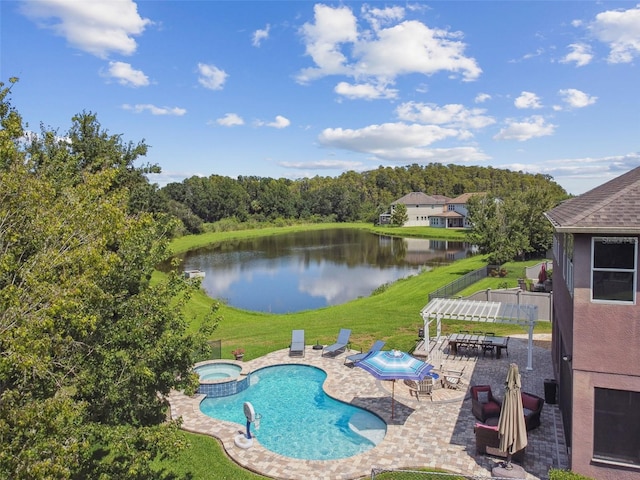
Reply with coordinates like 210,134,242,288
0,79,217,478
466,190,555,264
390,203,408,226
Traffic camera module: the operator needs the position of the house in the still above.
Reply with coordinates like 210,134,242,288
429,192,484,228
379,192,448,227
544,167,640,479
379,191,482,228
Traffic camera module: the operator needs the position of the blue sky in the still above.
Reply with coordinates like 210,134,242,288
2,1,639,195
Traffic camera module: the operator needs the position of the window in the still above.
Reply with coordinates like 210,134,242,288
594,388,640,466
592,237,637,303
448,204,455,211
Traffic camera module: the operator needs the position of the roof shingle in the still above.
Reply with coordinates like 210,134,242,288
544,167,640,234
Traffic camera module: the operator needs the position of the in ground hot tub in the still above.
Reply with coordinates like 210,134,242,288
194,361,248,398
195,362,242,380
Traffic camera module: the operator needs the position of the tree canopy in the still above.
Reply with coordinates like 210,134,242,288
0,79,217,479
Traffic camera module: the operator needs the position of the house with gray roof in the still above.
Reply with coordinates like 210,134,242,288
544,166,640,479
379,191,483,228
379,192,449,227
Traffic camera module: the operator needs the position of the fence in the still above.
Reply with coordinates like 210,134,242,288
428,265,496,302
207,339,222,359
465,288,552,321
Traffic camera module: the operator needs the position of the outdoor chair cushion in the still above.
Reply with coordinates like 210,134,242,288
474,422,525,462
471,385,502,422
521,392,544,431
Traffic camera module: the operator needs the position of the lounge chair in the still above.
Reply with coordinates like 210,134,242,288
289,329,305,357
344,340,386,365
405,377,434,401
322,328,351,357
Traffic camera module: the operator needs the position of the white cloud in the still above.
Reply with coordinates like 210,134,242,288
252,24,270,47
558,88,597,109
104,61,149,87
279,159,363,170
297,4,359,82
494,115,555,141
361,4,405,32
506,152,640,194
216,113,244,126
297,4,481,85
256,115,291,129
20,0,150,58
197,63,228,90
334,81,398,100
395,102,495,129
589,4,640,63
514,91,542,109
319,122,460,152
561,43,593,67
122,104,186,116
475,93,491,103
319,123,490,162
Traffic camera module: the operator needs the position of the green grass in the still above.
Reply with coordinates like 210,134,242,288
152,431,269,479
157,224,550,477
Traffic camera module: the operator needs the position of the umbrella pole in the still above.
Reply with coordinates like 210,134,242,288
391,380,395,419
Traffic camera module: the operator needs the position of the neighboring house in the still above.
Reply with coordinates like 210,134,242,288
380,192,448,227
379,191,482,228
544,167,640,479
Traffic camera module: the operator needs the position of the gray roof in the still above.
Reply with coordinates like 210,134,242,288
392,192,446,205
544,166,640,234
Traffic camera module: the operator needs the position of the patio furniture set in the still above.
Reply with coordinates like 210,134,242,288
448,331,510,358
471,384,545,462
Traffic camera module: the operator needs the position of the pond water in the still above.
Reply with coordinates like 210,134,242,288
169,229,474,313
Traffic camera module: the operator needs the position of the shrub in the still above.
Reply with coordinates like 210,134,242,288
549,469,595,480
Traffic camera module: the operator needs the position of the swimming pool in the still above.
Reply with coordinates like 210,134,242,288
199,364,387,460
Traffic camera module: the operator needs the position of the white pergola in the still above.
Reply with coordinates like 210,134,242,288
420,297,538,370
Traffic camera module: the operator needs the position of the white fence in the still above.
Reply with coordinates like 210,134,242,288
464,288,553,321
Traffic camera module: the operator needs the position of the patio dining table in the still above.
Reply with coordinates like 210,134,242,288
448,333,509,359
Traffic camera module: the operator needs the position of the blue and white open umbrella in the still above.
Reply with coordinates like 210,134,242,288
356,350,436,418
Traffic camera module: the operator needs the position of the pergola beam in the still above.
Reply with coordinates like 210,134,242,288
420,298,538,370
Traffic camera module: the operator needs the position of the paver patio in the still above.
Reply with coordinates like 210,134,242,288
168,333,568,480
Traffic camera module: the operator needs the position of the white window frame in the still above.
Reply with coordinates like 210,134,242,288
591,236,637,304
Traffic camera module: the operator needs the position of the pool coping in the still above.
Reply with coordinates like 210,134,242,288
168,336,568,480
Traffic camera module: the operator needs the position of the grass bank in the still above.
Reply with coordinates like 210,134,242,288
167,223,549,360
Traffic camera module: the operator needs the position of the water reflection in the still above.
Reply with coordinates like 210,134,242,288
167,229,474,313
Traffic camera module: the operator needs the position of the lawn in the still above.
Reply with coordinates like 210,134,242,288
154,224,551,478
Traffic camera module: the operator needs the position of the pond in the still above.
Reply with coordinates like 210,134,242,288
169,229,474,313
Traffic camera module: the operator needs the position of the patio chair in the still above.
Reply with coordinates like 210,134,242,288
482,332,496,356
344,340,385,365
474,422,525,462
471,385,502,422
322,328,351,357
405,377,434,401
441,365,466,390
289,329,305,357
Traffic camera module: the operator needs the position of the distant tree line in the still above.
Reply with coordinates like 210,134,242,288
156,163,568,235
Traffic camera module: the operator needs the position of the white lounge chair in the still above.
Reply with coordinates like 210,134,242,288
289,329,305,357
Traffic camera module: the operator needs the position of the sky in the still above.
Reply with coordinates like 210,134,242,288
2,1,639,195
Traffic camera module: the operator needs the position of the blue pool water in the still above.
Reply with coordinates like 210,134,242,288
199,364,386,460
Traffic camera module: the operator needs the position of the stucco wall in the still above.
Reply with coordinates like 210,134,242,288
567,234,640,478
571,370,640,480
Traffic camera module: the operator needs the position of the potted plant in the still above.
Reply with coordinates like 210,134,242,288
232,348,245,361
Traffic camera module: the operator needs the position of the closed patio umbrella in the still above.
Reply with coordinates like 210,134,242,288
497,363,528,470
356,350,435,419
